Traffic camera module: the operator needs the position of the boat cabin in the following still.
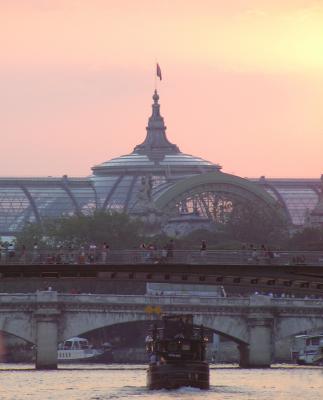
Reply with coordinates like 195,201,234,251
60,337,90,351
147,314,207,363
292,334,323,365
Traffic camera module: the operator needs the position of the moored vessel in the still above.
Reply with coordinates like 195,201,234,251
58,337,113,363
146,314,209,390
291,334,323,365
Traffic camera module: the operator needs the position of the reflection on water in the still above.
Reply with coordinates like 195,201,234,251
0,364,322,400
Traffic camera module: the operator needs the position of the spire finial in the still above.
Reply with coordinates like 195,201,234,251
151,90,161,119
132,90,180,159
153,89,159,104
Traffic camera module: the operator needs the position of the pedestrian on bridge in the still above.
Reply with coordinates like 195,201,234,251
89,243,97,263
166,240,174,260
32,243,39,263
160,245,168,263
101,242,110,263
200,240,207,257
20,244,26,263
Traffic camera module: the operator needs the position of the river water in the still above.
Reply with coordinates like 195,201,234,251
0,364,322,400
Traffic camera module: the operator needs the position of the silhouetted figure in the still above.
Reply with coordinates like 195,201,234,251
166,240,174,259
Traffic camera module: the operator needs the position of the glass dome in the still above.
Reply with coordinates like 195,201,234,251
91,90,221,212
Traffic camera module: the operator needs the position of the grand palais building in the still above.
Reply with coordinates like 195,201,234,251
1,90,322,237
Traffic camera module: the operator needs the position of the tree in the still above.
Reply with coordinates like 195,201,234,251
15,212,145,249
15,221,46,249
224,202,287,245
287,227,323,250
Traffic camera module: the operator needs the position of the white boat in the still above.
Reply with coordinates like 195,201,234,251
291,334,323,365
58,337,113,363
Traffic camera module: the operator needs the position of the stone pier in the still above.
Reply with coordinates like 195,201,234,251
34,291,60,369
246,295,273,368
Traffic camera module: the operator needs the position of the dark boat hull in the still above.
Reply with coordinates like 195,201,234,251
147,362,209,390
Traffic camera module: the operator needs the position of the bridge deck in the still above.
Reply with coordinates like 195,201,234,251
1,249,323,266
0,261,322,296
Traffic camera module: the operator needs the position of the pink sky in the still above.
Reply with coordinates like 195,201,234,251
1,0,323,178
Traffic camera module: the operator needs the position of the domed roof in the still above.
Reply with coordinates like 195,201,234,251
160,154,216,167
92,90,221,176
94,153,155,169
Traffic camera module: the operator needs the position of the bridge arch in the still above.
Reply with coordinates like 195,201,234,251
0,317,35,345
154,172,288,225
60,312,249,345
275,317,323,341
0,330,34,348
154,172,289,240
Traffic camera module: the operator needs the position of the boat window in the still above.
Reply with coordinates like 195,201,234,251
80,341,89,349
64,341,72,349
310,338,320,346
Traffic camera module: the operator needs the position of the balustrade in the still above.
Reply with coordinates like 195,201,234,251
0,249,323,266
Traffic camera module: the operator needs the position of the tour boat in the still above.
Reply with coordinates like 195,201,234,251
58,337,113,363
146,314,209,390
291,334,323,365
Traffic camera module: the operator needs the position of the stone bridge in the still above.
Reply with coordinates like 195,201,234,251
0,292,323,369
1,259,323,297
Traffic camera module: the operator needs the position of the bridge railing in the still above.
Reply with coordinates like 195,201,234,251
1,249,323,266
0,293,322,308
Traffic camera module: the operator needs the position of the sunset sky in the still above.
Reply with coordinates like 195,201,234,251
1,0,323,178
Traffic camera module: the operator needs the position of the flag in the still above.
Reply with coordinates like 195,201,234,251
156,63,162,80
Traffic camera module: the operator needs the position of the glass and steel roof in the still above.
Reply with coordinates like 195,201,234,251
0,90,321,235
253,177,322,225
93,154,155,169
160,154,215,167
93,152,215,170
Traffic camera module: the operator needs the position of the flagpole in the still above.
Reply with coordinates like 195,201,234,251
154,61,157,91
